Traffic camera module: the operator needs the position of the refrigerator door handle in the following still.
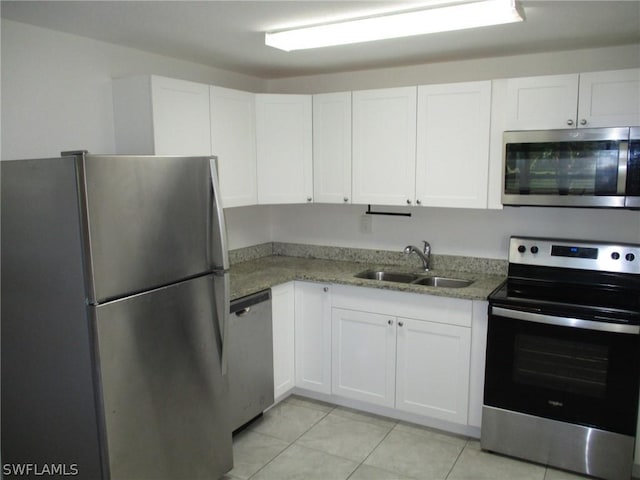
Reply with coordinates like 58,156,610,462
209,157,230,271
214,271,230,376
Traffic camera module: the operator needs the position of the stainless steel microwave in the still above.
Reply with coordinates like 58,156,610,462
502,127,640,208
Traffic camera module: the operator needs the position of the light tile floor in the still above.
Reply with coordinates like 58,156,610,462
223,395,597,480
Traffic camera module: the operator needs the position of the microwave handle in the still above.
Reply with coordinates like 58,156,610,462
618,140,629,195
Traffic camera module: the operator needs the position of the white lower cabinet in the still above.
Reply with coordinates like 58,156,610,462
294,282,332,394
395,317,471,424
271,282,296,399
330,285,473,426
331,308,397,407
276,282,477,429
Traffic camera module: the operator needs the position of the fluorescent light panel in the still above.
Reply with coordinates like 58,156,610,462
265,0,523,51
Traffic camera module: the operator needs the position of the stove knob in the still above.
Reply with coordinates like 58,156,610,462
626,253,636,262
531,246,539,254
518,245,526,253
611,252,620,260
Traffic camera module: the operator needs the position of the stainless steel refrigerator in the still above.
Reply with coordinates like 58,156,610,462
1,152,233,479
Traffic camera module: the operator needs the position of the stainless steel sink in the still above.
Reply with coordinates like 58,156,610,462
354,270,473,288
354,270,418,283
411,276,473,288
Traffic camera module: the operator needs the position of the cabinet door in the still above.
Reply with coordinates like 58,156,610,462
271,283,295,400
468,300,488,428
210,86,257,208
395,317,471,425
331,308,396,407
313,92,352,204
577,69,640,128
112,75,211,156
352,87,417,206
416,81,491,208
151,76,212,155
256,94,313,204
294,282,332,394
506,74,579,130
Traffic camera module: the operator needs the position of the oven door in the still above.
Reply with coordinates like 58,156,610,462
484,306,639,436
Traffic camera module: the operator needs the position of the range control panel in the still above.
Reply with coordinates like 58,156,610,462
509,236,640,274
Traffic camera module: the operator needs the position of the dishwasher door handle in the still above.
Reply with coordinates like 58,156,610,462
235,307,251,317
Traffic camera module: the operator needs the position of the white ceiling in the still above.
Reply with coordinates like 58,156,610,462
2,0,639,79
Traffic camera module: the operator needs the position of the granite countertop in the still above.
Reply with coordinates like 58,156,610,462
229,254,506,302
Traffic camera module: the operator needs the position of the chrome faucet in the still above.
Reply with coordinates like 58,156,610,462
404,240,431,271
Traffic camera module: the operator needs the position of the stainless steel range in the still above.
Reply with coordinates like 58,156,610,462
483,236,640,480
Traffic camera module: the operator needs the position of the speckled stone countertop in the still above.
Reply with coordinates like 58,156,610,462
229,243,507,302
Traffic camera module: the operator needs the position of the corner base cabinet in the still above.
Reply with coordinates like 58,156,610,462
271,282,295,399
294,282,332,394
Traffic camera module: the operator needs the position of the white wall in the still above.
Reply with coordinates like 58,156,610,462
265,44,640,93
1,19,264,160
269,204,640,259
225,205,273,250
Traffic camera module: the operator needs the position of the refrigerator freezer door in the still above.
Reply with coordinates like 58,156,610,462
92,275,232,479
80,155,213,303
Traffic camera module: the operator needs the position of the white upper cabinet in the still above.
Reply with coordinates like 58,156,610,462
352,87,417,206
416,81,492,209
577,69,640,127
313,92,352,204
210,86,257,208
255,94,313,205
506,69,640,130
113,75,211,156
506,73,580,130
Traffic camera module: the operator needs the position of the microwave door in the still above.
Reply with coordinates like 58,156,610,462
502,128,629,208
625,127,640,208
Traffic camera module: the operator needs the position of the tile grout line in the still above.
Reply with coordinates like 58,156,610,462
246,403,336,479
443,437,470,480
344,422,402,480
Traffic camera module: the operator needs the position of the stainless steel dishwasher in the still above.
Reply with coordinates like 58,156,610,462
228,289,274,432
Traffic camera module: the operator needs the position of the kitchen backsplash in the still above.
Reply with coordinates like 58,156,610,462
230,242,508,276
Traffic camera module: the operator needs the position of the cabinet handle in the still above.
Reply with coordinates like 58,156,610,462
416,199,422,205
398,321,404,327
580,119,587,126
323,287,329,293
406,199,412,205
307,197,312,202
343,197,349,202
387,319,394,326
566,119,574,126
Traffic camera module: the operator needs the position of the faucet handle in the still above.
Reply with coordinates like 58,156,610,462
422,240,431,253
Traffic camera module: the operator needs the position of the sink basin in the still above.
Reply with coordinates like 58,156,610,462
354,270,418,283
411,277,473,288
354,270,473,288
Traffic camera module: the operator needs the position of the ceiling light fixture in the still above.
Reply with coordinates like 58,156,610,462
265,0,523,52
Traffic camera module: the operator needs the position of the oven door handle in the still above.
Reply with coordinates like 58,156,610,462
491,306,640,335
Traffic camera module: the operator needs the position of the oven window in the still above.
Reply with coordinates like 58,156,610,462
504,141,620,195
485,314,640,436
513,334,608,398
